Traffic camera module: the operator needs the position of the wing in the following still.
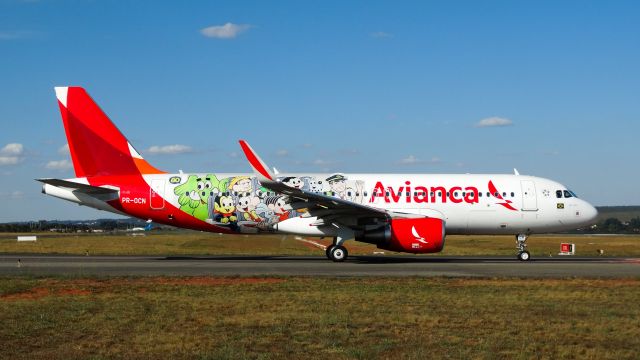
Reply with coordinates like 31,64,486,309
238,140,426,224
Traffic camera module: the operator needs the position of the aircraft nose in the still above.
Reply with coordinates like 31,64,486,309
583,202,598,224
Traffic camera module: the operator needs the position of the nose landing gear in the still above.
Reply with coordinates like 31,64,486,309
516,234,531,261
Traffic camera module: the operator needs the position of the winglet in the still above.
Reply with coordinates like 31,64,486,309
238,140,275,182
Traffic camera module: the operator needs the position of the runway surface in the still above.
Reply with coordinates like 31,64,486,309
1,254,639,277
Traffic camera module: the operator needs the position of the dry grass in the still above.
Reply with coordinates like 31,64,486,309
1,276,639,359
1,231,639,257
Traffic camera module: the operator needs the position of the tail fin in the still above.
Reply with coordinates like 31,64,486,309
54,87,165,177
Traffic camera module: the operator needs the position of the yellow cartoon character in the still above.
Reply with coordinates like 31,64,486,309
228,176,252,194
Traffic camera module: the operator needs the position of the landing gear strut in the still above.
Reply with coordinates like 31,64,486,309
516,234,531,261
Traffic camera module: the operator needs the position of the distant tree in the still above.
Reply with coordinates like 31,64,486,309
601,218,624,233
629,217,640,233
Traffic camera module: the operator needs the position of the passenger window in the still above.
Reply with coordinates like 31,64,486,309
479,192,482,197
510,192,514,197
556,190,563,198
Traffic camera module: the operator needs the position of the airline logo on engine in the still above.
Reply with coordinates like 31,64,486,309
411,226,428,244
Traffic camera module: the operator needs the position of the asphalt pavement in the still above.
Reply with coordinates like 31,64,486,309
1,254,639,277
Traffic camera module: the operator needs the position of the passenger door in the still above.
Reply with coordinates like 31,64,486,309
520,180,538,211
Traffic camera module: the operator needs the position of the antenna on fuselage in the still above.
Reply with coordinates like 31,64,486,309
513,168,520,175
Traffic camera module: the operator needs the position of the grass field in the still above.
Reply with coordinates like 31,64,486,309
1,276,639,359
1,231,639,257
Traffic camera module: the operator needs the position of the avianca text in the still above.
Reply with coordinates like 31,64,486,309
369,181,479,204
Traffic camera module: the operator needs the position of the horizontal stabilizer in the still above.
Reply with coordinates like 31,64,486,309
36,178,119,195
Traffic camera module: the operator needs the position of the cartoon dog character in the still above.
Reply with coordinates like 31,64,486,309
281,176,304,189
174,174,220,221
307,178,326,193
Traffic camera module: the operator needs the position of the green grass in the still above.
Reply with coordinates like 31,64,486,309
1,231,639,257
1,276,639,359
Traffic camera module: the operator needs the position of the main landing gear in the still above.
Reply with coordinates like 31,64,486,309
326,232,351,262
516,234,531,261
325,244,349,262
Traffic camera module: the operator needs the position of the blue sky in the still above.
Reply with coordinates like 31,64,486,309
1,0,639,221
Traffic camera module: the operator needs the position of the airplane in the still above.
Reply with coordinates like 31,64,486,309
38,87,599,262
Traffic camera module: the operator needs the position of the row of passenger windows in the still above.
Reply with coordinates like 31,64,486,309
372,191,516,198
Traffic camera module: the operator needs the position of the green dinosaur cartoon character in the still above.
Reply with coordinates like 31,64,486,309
174,174,220,221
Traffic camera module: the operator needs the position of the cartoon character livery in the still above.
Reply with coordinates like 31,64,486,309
39,87,599,262
174,174,220,221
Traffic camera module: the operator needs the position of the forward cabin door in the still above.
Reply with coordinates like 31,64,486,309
520,180,538,211
150,178,165,209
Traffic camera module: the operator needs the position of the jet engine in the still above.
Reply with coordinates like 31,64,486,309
356,217,445,254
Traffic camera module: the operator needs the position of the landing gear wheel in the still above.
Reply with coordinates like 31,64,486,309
518,250,531,261
329,245,348,262
325,245,335,260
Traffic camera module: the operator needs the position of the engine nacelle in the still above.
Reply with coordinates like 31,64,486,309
356,217,445,254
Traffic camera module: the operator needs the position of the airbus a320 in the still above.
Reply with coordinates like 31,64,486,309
39,87,598,262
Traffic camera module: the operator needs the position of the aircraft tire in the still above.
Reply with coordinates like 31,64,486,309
518,250,531,261
330,245,348,262
325,245,335,259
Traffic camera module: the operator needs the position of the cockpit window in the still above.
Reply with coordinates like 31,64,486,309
563,190,576,198
568,190,578,198
556,190,563,198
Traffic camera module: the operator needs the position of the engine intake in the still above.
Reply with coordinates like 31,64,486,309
356,217,445,254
